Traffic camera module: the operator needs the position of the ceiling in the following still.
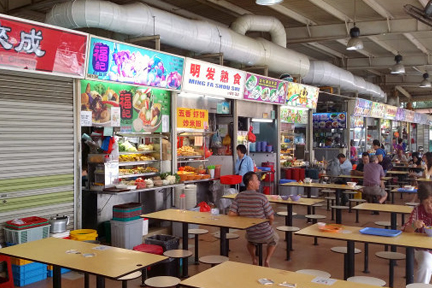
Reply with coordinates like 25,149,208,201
3,0,432,105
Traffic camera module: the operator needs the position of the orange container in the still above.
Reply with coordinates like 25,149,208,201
215,165,222,179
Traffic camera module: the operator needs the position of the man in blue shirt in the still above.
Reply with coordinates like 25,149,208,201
235,144,254,191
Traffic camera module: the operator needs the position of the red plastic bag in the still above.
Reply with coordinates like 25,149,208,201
198,201,211,212
247,126,256,143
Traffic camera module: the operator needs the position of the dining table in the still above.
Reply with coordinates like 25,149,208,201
141,209,268,261
295,223,432,284
180,260,389,288
352,203,413,230
0,237,167,288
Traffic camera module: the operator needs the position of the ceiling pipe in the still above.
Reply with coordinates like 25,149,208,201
45,0,385,99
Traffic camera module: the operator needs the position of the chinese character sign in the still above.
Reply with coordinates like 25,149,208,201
244,73,286,104
370,102,385,118
384,105,397,120
285,82,319,109
182,58,246,99
0,14,87,77
353,98,372,117
87,36,184,90
177,108,208,129
396,108,405,121
81,79,171,132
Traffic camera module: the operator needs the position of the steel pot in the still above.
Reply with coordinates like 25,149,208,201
49,215,69,233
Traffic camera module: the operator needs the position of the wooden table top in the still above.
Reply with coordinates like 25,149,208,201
222,193,324,206
418,178,432,182
321,175,392,181
282,182,362,191
180,261,389,288
296,224,432,249
386,170,410,175
141,209,268,229
353,203,413,214
0,238,166,279
392,166,424,170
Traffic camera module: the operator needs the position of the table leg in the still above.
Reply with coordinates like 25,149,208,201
406,247,415,285
287,205,293,226
335,190,341,206
363,243,370,273
53,265,61,288
346,241,355,279
306,188,312,217
182,222,189,277
96,275,105,288
84,273,90,288
335,209,342,224
390,212,397,253
220,227,228,256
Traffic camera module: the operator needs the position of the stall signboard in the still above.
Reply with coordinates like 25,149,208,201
350,116,364,128
285,82,319,109
87,36,184,90
244,73,286,105
177,107,208,130
312,112,347,129
280,107,308,124
370,102,385,118
353,98,372,117
405,110,415,123
182,58,245,99
0,14,88,78
384,105,397,120
396,108,405,121
80,79,171,132
414,112,422,124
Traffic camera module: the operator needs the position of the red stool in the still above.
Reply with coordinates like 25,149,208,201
0,255,14,288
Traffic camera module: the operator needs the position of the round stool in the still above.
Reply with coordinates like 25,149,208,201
305,215,326,245
276,211,297,217
163,249,193,278
188,228,209,264
406,284,432,288
405,202,419,207
213,232,239,256
296,269,331,278
331,246,362,280
375,251,406,288
330,205,349,224
311,203,324,214
144,276,181,288
117,271,141,288
276,226,300,260
347,276,386,286
199,255,229,267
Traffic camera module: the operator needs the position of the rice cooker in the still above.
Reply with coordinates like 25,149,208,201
49,215,69,233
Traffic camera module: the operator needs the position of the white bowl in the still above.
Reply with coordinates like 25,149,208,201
347,182,356,187
115,184,127,189
404,185,415,191
127,185,137,190
317,222,326,228
425,227,432,237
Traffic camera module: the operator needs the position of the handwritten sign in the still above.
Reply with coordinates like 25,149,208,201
177,108,208,129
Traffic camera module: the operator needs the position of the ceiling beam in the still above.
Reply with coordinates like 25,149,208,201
269,4,316,26
411,95,432,101
395,86,412,99
361,0,394,19
285,19,432,44
347,54,429,68
366,69,383,76
418,0,429,7
306,42,346,59
403,33,430,59
308,0,352,22
205,0,251,16
367,36,399,55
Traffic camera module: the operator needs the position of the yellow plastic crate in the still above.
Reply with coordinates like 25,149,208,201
10,257,33,266
70,229,97,241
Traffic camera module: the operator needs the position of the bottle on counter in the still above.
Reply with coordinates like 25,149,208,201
179,194,186,212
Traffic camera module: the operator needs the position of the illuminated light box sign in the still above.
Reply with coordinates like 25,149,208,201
177,107,208,129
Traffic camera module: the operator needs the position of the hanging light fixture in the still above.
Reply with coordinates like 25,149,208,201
347,0,363,50
420,73,431,88
256,0,283,5
390,54,405,74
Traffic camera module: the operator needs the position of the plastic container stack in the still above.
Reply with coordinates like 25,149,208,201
47,265,70,277
110,202,144,249
4,216,51,246
112,202,142,221
11,260,47,287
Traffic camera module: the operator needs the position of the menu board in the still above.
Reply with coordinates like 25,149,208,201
280,107,308,124
285,82,319,109
405,110,415,123
243,73,286,104
370,102,385,118
80,80,170,132
177,108,208,129
350,116,364,128
313,112,347,129
87,36,184,90
384,105,397,120
182,58,245,99
352,98,372,117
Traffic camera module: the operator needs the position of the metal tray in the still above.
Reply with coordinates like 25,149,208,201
359,227,402,237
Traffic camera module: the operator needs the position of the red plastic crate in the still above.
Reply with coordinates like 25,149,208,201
5,217,49,230
220,175,242,185
133,243,163,255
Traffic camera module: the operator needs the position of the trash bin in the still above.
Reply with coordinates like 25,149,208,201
279,179,304,196
143,236,179,277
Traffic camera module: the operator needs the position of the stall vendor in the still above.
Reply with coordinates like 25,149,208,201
235,144,254,192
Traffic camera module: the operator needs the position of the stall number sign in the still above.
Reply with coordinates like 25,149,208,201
177,108,208,129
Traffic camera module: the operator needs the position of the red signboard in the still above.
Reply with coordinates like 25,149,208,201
0,14,88,78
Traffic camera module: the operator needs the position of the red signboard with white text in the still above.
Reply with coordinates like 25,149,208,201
0,14,88,78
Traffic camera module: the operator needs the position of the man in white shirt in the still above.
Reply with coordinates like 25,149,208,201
338,153,352,175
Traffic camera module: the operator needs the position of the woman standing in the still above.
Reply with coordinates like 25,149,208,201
350,139,357,164
403,182,432,283
235,144,254,192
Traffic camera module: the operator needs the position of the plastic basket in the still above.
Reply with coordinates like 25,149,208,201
220,175,242,185
10,257,33,266
113,208,142,220
14,273,47,287
112,216,141,222
70,229,97,241
12,263,47,276
6,217,49,230
113,202,142,212
145,235,179,251
4,225,51,245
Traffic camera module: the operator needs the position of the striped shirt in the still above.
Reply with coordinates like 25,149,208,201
229,190,274,242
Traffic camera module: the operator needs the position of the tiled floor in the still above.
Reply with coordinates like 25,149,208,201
25,192,418,288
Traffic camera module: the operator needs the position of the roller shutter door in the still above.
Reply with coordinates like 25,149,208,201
0,70,76,243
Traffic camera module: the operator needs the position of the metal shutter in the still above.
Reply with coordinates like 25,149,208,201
0,70,76,243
